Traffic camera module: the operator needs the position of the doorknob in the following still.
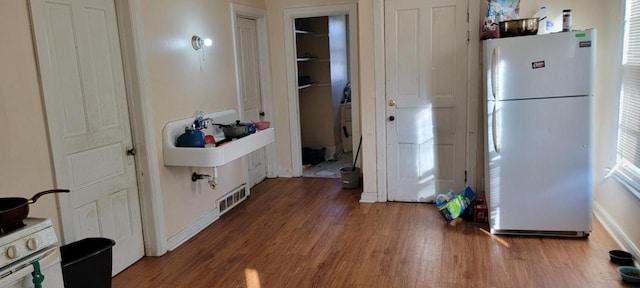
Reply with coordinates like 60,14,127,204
126,147,136,156
389,116,395,122
388,100,396,106
259,111,265,117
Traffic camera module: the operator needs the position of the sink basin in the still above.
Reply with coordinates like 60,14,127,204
163,110,275,167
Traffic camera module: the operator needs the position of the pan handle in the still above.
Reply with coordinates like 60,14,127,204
29,189,70,204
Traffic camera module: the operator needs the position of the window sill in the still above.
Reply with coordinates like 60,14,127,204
611,165,640,201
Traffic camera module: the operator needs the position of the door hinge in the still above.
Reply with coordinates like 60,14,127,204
467,10,469,23
466,31,470,44
464,170,468,183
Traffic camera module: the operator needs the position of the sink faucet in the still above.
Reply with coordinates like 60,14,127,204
195,117,212,130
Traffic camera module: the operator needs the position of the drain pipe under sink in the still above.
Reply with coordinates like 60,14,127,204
191,167,219,190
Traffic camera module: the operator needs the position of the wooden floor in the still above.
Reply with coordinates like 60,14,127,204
113,178,632,288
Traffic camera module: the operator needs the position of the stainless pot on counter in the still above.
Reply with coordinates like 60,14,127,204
213,120,256,139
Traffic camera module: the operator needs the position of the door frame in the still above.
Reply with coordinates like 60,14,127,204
283,4,360,177
372,0,480,202
113,0,166,256
230,4,276,180
32,0,167,256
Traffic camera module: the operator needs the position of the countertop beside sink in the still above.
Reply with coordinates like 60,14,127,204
162,110,274,167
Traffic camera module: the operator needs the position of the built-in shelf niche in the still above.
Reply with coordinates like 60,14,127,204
295,15,349,161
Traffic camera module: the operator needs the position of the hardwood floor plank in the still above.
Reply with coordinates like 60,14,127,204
113,178,633,287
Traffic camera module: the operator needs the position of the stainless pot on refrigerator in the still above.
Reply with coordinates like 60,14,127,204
499,18,539,38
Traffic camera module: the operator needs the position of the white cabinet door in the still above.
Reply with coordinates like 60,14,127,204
385,0,469,202
30,0,144,275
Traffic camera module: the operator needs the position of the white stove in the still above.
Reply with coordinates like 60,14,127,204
0,218,64,288
0,218,58,269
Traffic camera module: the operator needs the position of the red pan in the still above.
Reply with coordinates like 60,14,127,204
0,189,70,229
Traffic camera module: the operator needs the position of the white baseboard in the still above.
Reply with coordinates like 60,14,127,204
278,167,293,178
594,202,640,266
166,208,220,251
359,191,378,203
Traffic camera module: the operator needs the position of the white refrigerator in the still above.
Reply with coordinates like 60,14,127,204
484,30,595,237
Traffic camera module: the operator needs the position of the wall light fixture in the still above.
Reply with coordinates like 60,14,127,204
192,35,213,51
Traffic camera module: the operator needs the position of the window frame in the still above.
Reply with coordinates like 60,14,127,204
613,0,640,200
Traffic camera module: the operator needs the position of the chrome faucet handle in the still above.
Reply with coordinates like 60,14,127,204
198,118,212,129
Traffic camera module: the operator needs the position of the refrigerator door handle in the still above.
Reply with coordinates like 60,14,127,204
492,103,500,153
491,48,498,100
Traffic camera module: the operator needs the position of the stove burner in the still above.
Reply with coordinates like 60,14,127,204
0,222,25,235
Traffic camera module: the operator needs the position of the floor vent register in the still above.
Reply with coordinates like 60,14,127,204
217,185,248,214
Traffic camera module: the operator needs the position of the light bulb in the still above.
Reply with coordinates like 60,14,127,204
204,38,213,47
192,35,203,50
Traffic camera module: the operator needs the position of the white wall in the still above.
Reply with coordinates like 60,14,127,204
136,0,266,238
0,1,61,240
357,1,377,199
0,0,269,245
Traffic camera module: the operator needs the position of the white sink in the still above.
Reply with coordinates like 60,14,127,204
162,110,274,167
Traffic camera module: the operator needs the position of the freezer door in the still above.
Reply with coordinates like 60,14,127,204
486,96,593,232
484,30,595,101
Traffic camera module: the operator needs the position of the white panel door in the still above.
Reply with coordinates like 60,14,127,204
386,0,468,202
30,0,144,275
236,17,267,187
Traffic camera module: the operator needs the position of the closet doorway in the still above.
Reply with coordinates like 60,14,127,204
284,4,359,179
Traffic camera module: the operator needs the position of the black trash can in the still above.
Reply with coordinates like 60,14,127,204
60,237,116,288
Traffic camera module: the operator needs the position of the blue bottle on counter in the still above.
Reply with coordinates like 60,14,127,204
176,126,205,147
247,123,256,134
